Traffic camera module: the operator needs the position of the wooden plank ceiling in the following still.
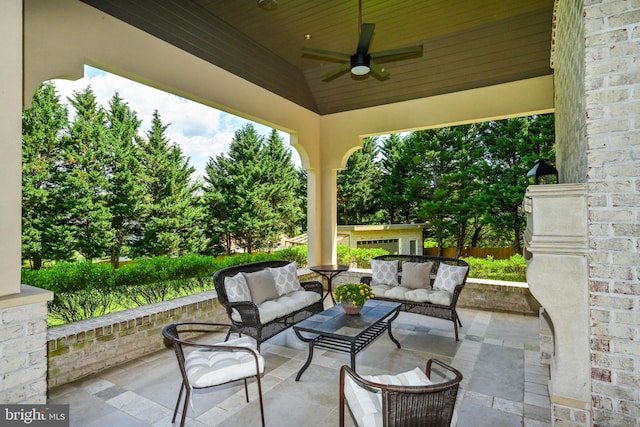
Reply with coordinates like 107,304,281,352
80,0,554,115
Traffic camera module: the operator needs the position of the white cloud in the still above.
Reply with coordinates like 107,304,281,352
50,65,300,176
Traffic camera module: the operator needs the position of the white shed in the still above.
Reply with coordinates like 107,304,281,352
337,224,427,255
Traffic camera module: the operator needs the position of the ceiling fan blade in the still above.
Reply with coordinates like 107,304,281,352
371,45,423,60
322,62,351,81
302,47,350,60
369,61,390,79
356,23,375,54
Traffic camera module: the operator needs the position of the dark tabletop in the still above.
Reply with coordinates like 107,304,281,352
309,264,349,273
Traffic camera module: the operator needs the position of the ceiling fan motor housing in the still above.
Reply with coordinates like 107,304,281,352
350,52,371,75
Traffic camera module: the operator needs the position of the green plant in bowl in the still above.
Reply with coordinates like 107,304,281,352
333,283,375,307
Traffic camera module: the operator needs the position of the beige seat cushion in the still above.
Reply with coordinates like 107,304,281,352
243,269,279,305
401,261,433,289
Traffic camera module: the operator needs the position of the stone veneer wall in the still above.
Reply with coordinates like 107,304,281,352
582,1,640,426
0,286,52,403
46,291,227,389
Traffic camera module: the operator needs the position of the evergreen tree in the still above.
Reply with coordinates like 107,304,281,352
204,124,293,254
22,82,74,269
475,115,555,252
63,87,114,260
378,133,420,223
337,137,381,224
134,111,205,257
296,168,308,233
262,129,304,248
412,125,483,255
104,93,147,267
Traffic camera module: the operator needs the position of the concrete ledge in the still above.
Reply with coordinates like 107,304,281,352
0,284,53,309
458,278,541,315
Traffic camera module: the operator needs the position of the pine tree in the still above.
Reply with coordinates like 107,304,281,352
63,87,114,261
378,133,420,223
204,124,292,254
134,110,205,257
475,115,555,252
22,82,74,269
104,93,147,267
337,137,381,224
262,129,303,248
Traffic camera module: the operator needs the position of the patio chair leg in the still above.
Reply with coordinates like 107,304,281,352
256,374,265,427
172,383,185,423
243,378,249,402
179,386,191,427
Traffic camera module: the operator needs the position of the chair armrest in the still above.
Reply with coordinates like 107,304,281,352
449,283,465,307
425,359,463,385
339,365,382,427
301,280,323,295
340,365,383,394
228,301,261,326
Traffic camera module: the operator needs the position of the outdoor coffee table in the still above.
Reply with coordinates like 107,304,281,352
293,299,401,381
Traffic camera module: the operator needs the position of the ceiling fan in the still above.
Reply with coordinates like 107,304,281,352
302,0,423,81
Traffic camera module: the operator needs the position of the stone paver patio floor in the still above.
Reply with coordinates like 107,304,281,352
48,307,551,427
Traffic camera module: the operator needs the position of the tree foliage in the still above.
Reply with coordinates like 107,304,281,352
21,83,209,268
203,124,302,254
337,137,381,224
337,115,555,252
22,83,74,269
132,110,206,257
22,80,554,269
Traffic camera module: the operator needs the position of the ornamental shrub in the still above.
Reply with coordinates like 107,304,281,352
462,254,527,282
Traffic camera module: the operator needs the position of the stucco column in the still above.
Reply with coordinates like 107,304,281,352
0,0,23,298
0,0,54,404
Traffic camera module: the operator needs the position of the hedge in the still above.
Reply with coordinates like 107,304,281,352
22,247,526,325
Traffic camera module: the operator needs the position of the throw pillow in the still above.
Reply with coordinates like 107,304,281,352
224,272,251,302
268,262,302,296
433,263,469,293
370,259,399,286
243,269,279,305
401,262,434,289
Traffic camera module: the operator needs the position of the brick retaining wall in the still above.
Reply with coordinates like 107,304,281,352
46,291,227,389
302,268,540,315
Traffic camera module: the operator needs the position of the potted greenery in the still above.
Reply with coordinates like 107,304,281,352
333,283,375,315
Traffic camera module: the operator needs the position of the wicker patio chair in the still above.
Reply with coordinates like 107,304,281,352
339,359,462,427
162,322,265,427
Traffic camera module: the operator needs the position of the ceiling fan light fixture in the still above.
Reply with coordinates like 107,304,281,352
350,53,370,75
257,0,278,11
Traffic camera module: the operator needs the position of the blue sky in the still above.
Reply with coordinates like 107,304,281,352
51,65,300,179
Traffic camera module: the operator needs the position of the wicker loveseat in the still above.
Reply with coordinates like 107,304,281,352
360,255,469,341
213,260,324,350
